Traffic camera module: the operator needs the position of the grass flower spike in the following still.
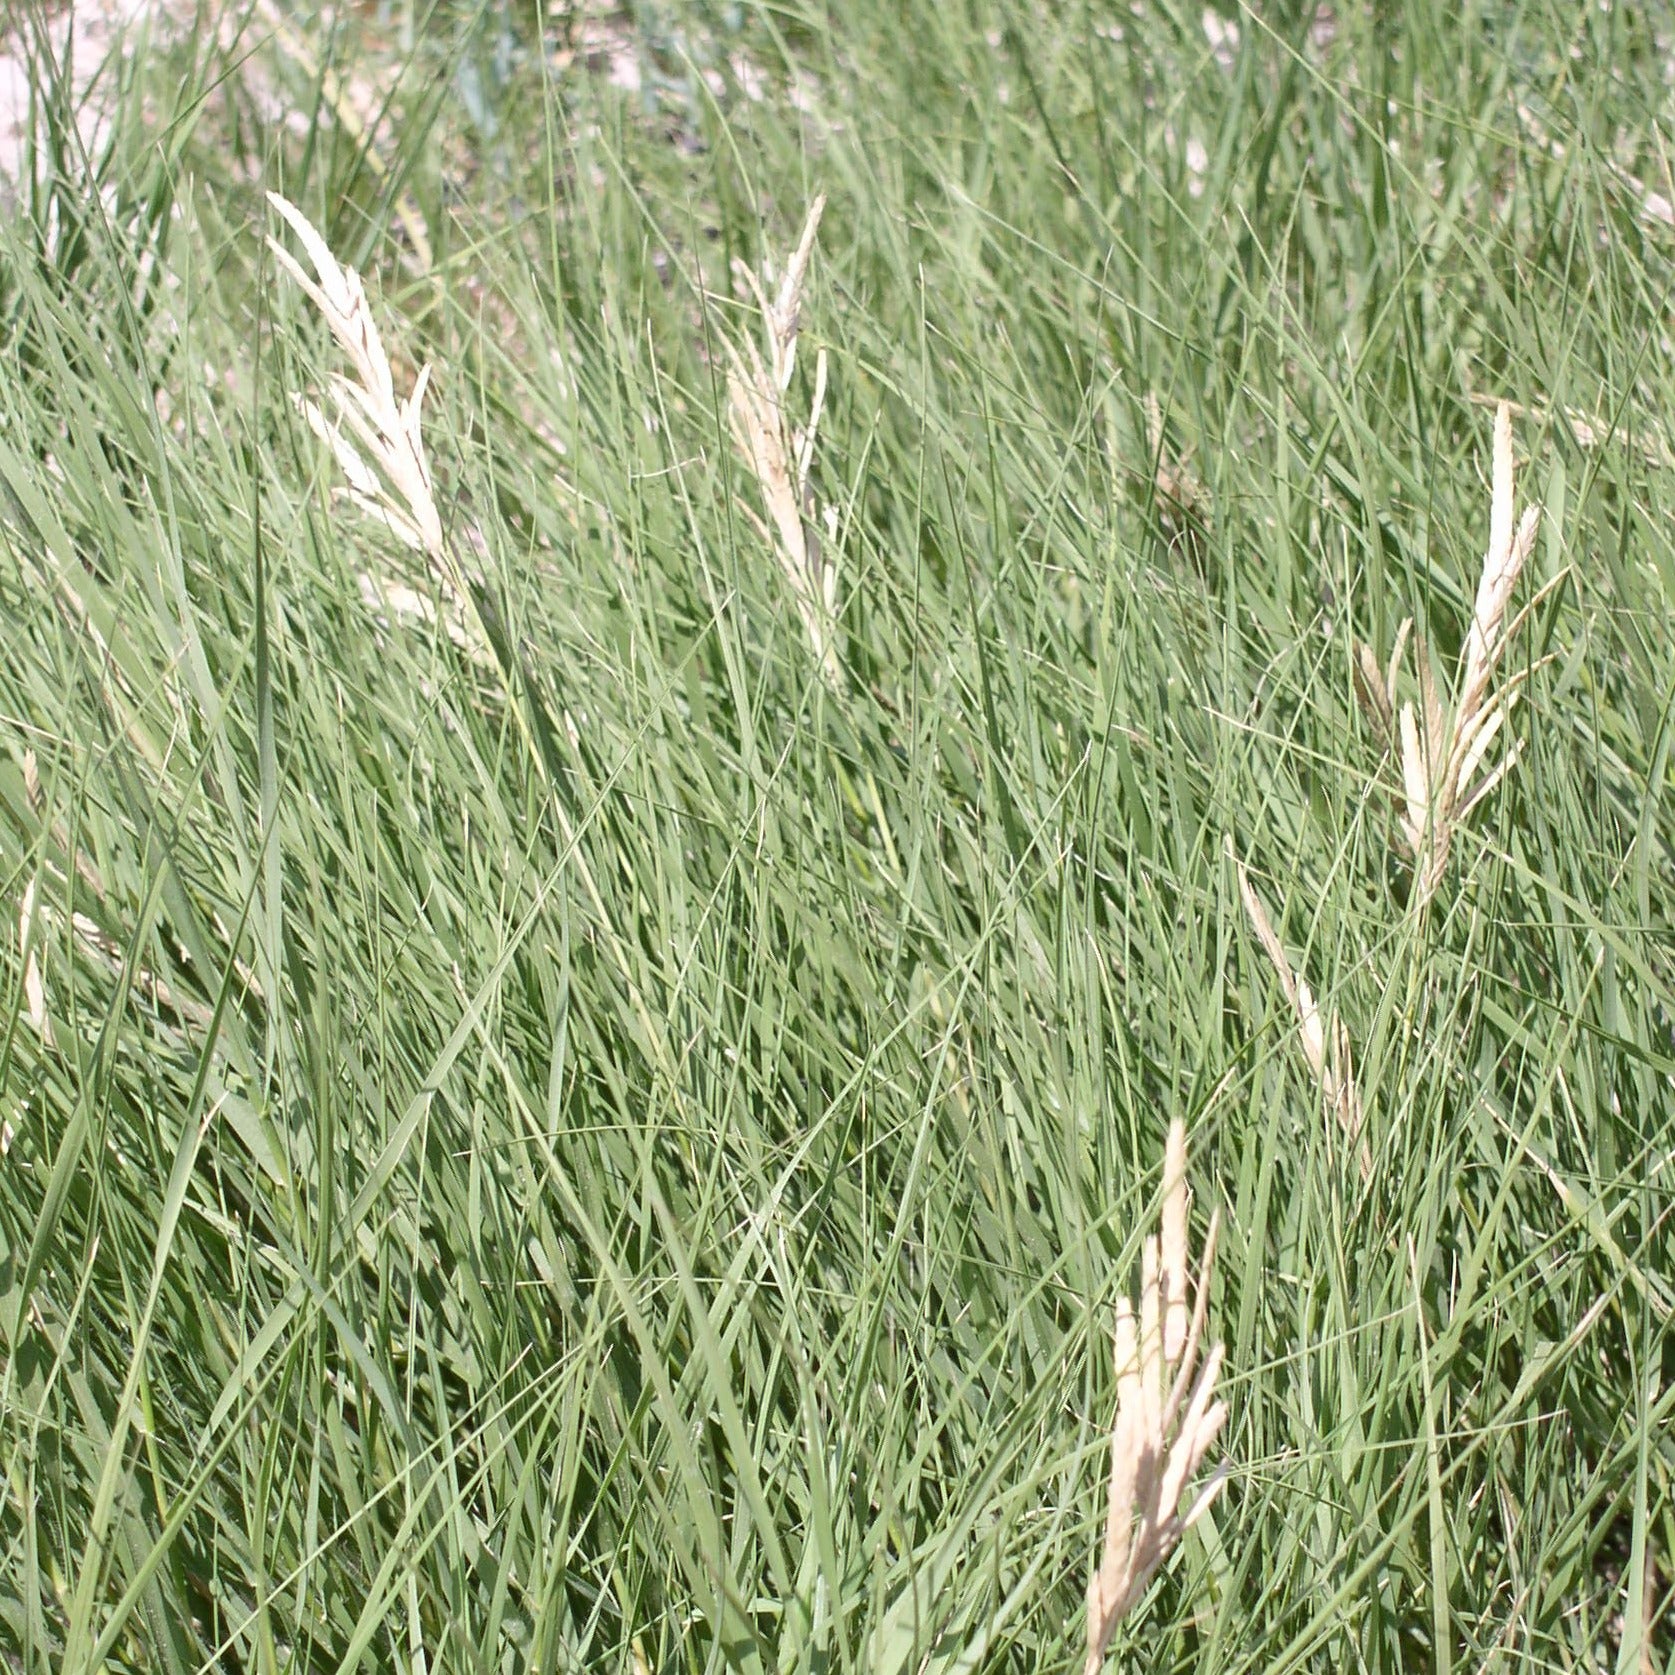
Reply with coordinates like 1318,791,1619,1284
19,878,51,1047
267,193,483,649
722,195,843,688
1086,1119,1229,1673
1353,401,1550,903
267,194,441,559
1233,847,1370,1178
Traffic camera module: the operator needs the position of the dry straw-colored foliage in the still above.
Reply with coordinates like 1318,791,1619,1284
1353,401,1555,905
1232,847,1371,1179
720,196,843,689
1086,1119,1228,1673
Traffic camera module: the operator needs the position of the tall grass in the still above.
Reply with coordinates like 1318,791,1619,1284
0,1,1671,1670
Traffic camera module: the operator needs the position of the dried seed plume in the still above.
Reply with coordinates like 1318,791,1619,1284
19,878,51,1048
1353,402,1556,904
1085,1118,1228,1671
721,196,843,689
266,193,481,650
1233,846,1370,1178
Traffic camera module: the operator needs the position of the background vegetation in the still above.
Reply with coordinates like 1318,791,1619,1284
1,0,1672,1669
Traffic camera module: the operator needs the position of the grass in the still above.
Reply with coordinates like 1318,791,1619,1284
0,0,1672,1669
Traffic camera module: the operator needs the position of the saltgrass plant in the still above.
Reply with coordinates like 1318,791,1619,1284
0,1,1671,1672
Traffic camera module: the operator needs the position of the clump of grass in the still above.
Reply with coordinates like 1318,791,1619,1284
1232,845,1370,1179
4,6,1669,1671
1352,401,1554,905
1086,1118,1229,1672
719,195,842,688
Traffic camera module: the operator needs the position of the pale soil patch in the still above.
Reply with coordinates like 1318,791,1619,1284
0,0,181,190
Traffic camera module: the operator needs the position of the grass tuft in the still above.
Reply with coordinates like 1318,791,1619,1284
0,3,1670,1671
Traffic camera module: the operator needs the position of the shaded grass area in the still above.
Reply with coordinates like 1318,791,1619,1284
0,0,1673,1669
